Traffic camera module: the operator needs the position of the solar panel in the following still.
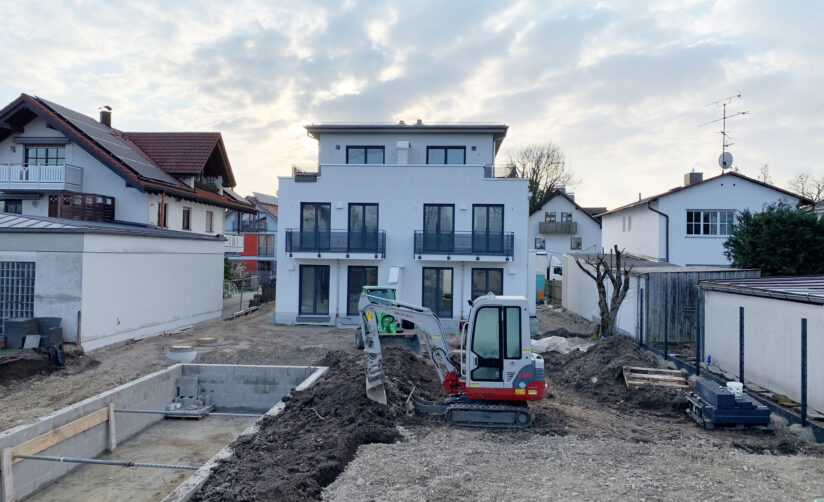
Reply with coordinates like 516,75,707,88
39,98,179,185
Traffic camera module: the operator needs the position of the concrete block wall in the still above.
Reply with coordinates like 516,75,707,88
0,365,182,501
182,365,316,411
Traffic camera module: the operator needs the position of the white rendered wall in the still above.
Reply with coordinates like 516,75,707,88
316,132,495,166
79,233,224,350
274,163,528,329
703,290,823,413
147,192,225,236
601,205,663,262
528,196,603,280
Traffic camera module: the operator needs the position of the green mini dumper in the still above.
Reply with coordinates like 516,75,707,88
355,286,421,355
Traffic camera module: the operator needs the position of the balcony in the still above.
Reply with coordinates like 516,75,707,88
0,164,83,192
413,231,514,261
224,233,244,253
539,221,577,234
285,229,386,258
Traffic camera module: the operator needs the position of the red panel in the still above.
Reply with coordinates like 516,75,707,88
243,260,256,272
441,371,548,402
242,234,257,256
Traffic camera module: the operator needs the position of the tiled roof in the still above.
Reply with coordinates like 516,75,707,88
257,201,278,219
124,132,220,175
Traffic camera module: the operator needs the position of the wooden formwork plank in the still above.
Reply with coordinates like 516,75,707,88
623,366,688,391
623,366,683,376
1,407,109,469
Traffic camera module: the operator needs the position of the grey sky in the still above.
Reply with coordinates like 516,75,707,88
1,0,821,207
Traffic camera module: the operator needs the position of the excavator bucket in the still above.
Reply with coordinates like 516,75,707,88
377,333,422,356
365,365,387,405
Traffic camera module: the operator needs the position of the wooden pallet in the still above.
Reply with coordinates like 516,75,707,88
623,366,689,390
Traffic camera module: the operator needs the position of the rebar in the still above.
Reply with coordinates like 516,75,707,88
13,454,199,470
114,409,261,418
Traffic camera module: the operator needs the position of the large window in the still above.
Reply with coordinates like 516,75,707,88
0,262,35,335
423,267,452,318
686,210,736,236
347,266,378,315
300,202,331,250
423,204,454,252
472,204,504,253
472,268,503,300
346,146,385,164
206,211,214,233
25,146,65,166
426,146,466,165
257,235,275,256
348,203,379,252
2,200,22,214
470,306,521,382
299,265,330,316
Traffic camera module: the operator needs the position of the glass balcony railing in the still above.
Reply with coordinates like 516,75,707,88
285,229,386,257
413,231,514,256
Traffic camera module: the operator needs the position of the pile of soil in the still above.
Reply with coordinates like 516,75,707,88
0,350,51,386
192,348,444,502
547,335,688,417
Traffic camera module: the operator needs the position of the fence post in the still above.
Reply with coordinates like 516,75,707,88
2,447,13,502
695,295,701,376
107,403,117,452
801,318,808,427
638,292,644,345
663,288,669,360
739,306,745,385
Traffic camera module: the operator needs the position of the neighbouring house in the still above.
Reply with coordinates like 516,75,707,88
700,276,824,416
225,192,278,277
528,188,603,281
598,171,806,266
562,252,759,341
0,94,255,349
273,121,530,332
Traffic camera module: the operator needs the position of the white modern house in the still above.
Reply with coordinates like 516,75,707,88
599,171,805,266
528,189,603,280
0,94,254,350
272,122,530,332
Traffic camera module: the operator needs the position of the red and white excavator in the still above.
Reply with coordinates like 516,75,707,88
359,292,547,428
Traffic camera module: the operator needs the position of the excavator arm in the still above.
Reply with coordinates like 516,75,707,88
358,293,460,404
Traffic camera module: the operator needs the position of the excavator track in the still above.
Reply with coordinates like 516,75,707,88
444,402,531,429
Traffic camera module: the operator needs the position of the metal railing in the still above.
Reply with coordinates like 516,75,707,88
539,221,578,234
224,233,244,251
0,163,83,191
289,163,520,180
285,229,386,257
413,231,514,256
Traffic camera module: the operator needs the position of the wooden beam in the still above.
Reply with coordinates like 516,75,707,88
1,448,13,502
0,407,109,469
107,404,117,452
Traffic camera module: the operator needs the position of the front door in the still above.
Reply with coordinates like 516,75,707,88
468,306,522,387
422,267,452,318
299,265,330,315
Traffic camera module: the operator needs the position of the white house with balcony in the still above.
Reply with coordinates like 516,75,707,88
528,189,603,281
272,122,531,332
599,171,806,266
0,94,254,351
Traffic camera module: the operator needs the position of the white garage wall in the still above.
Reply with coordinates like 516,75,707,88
703,290,824,413
79,233,224,351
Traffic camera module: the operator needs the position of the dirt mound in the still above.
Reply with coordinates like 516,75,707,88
192,348,444,502
534,327,594,340
0,350,51,386
548,335,688,417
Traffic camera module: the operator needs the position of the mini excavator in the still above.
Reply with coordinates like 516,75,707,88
359,292,546,428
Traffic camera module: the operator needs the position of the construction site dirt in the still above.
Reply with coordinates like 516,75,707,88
2,303,823,501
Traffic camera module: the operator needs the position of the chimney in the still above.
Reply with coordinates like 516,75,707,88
415,119,423,125
99,106,112,127
684,170,703,187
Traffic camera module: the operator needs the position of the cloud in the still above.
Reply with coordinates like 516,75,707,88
1,0,822,207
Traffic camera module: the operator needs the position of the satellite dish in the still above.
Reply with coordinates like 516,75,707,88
719,152,733,170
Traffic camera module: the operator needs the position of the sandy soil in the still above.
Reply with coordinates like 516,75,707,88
0,304,354,431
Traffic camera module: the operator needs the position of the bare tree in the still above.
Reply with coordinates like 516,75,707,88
789,172,824,205
505,142,579,213
758,163,773,184
574,245,633,337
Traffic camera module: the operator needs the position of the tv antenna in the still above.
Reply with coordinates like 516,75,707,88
699,93,749,172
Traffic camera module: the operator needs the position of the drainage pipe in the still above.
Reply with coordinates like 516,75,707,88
13,454,199,470
114,409,261,418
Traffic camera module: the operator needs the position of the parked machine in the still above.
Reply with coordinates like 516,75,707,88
358,292,547,428
354,286,419,354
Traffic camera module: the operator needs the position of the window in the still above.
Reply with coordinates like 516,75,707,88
182,207,191,230
504,306,521,359
346,146,384,164
545,212,556,222
299,265,330,315
206,211,214,233
257,235,275,256
157,203,168,228
257,261,273,274
426,146,466,165
2,200,22,214
25,146,65,166
348,203,379,252
627,215,631,231
470,306,522,382
0,262,35,335
686,210,736,236
423,204,454,252
300,202,331,250
423,267,452,318
472,204,504,253
472,268,503,299
570,236,582,250
560,212,572,222
347,266,378,315
535,237,545,249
